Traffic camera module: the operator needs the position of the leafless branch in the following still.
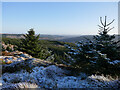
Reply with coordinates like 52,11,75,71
98,16,115,34
98,25,103,29
106,19,115,26
100,17,104,26
107,27,114,32
106,27,110,30
104,16,107,27
98,30,102,33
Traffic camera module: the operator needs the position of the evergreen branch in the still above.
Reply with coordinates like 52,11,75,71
83,37,91,41
113,40,120,44
117,46,120,49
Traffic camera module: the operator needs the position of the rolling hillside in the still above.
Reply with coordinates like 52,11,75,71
1,34,120,43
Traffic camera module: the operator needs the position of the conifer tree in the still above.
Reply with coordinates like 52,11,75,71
67,16,120,75
94,16,119,60
20,28,52,59
20,29,41,57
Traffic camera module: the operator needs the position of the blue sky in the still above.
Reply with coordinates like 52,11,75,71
2,2,118,35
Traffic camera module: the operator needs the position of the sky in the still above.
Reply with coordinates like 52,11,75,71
2,2,118,35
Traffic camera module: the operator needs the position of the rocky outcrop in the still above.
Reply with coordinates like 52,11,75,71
1,51,56,74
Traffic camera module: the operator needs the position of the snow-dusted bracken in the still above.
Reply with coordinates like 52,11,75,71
2,65,120,89
108,60,120,65
2,82,39,89
2,70,30,83
88,74,119,82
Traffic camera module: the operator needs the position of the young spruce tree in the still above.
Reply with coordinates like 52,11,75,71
20,29,52,59
67,16,120,75
94,16,120,60
20,29,41,57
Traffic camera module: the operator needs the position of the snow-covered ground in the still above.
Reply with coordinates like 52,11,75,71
1,50,120,89
2,65,120,89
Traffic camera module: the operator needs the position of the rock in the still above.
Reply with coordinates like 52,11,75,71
20,57,26,60
20,54,32,58
19,52,23,54
5,59,13,64
12,57,17,60
14,51,23,55
17,59,22,62
16,56,20,58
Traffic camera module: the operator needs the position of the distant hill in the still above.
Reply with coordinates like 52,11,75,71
59,35,94,43
1,34,74,41
2,34,24,38
59,35,120,43
2,34,120,43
